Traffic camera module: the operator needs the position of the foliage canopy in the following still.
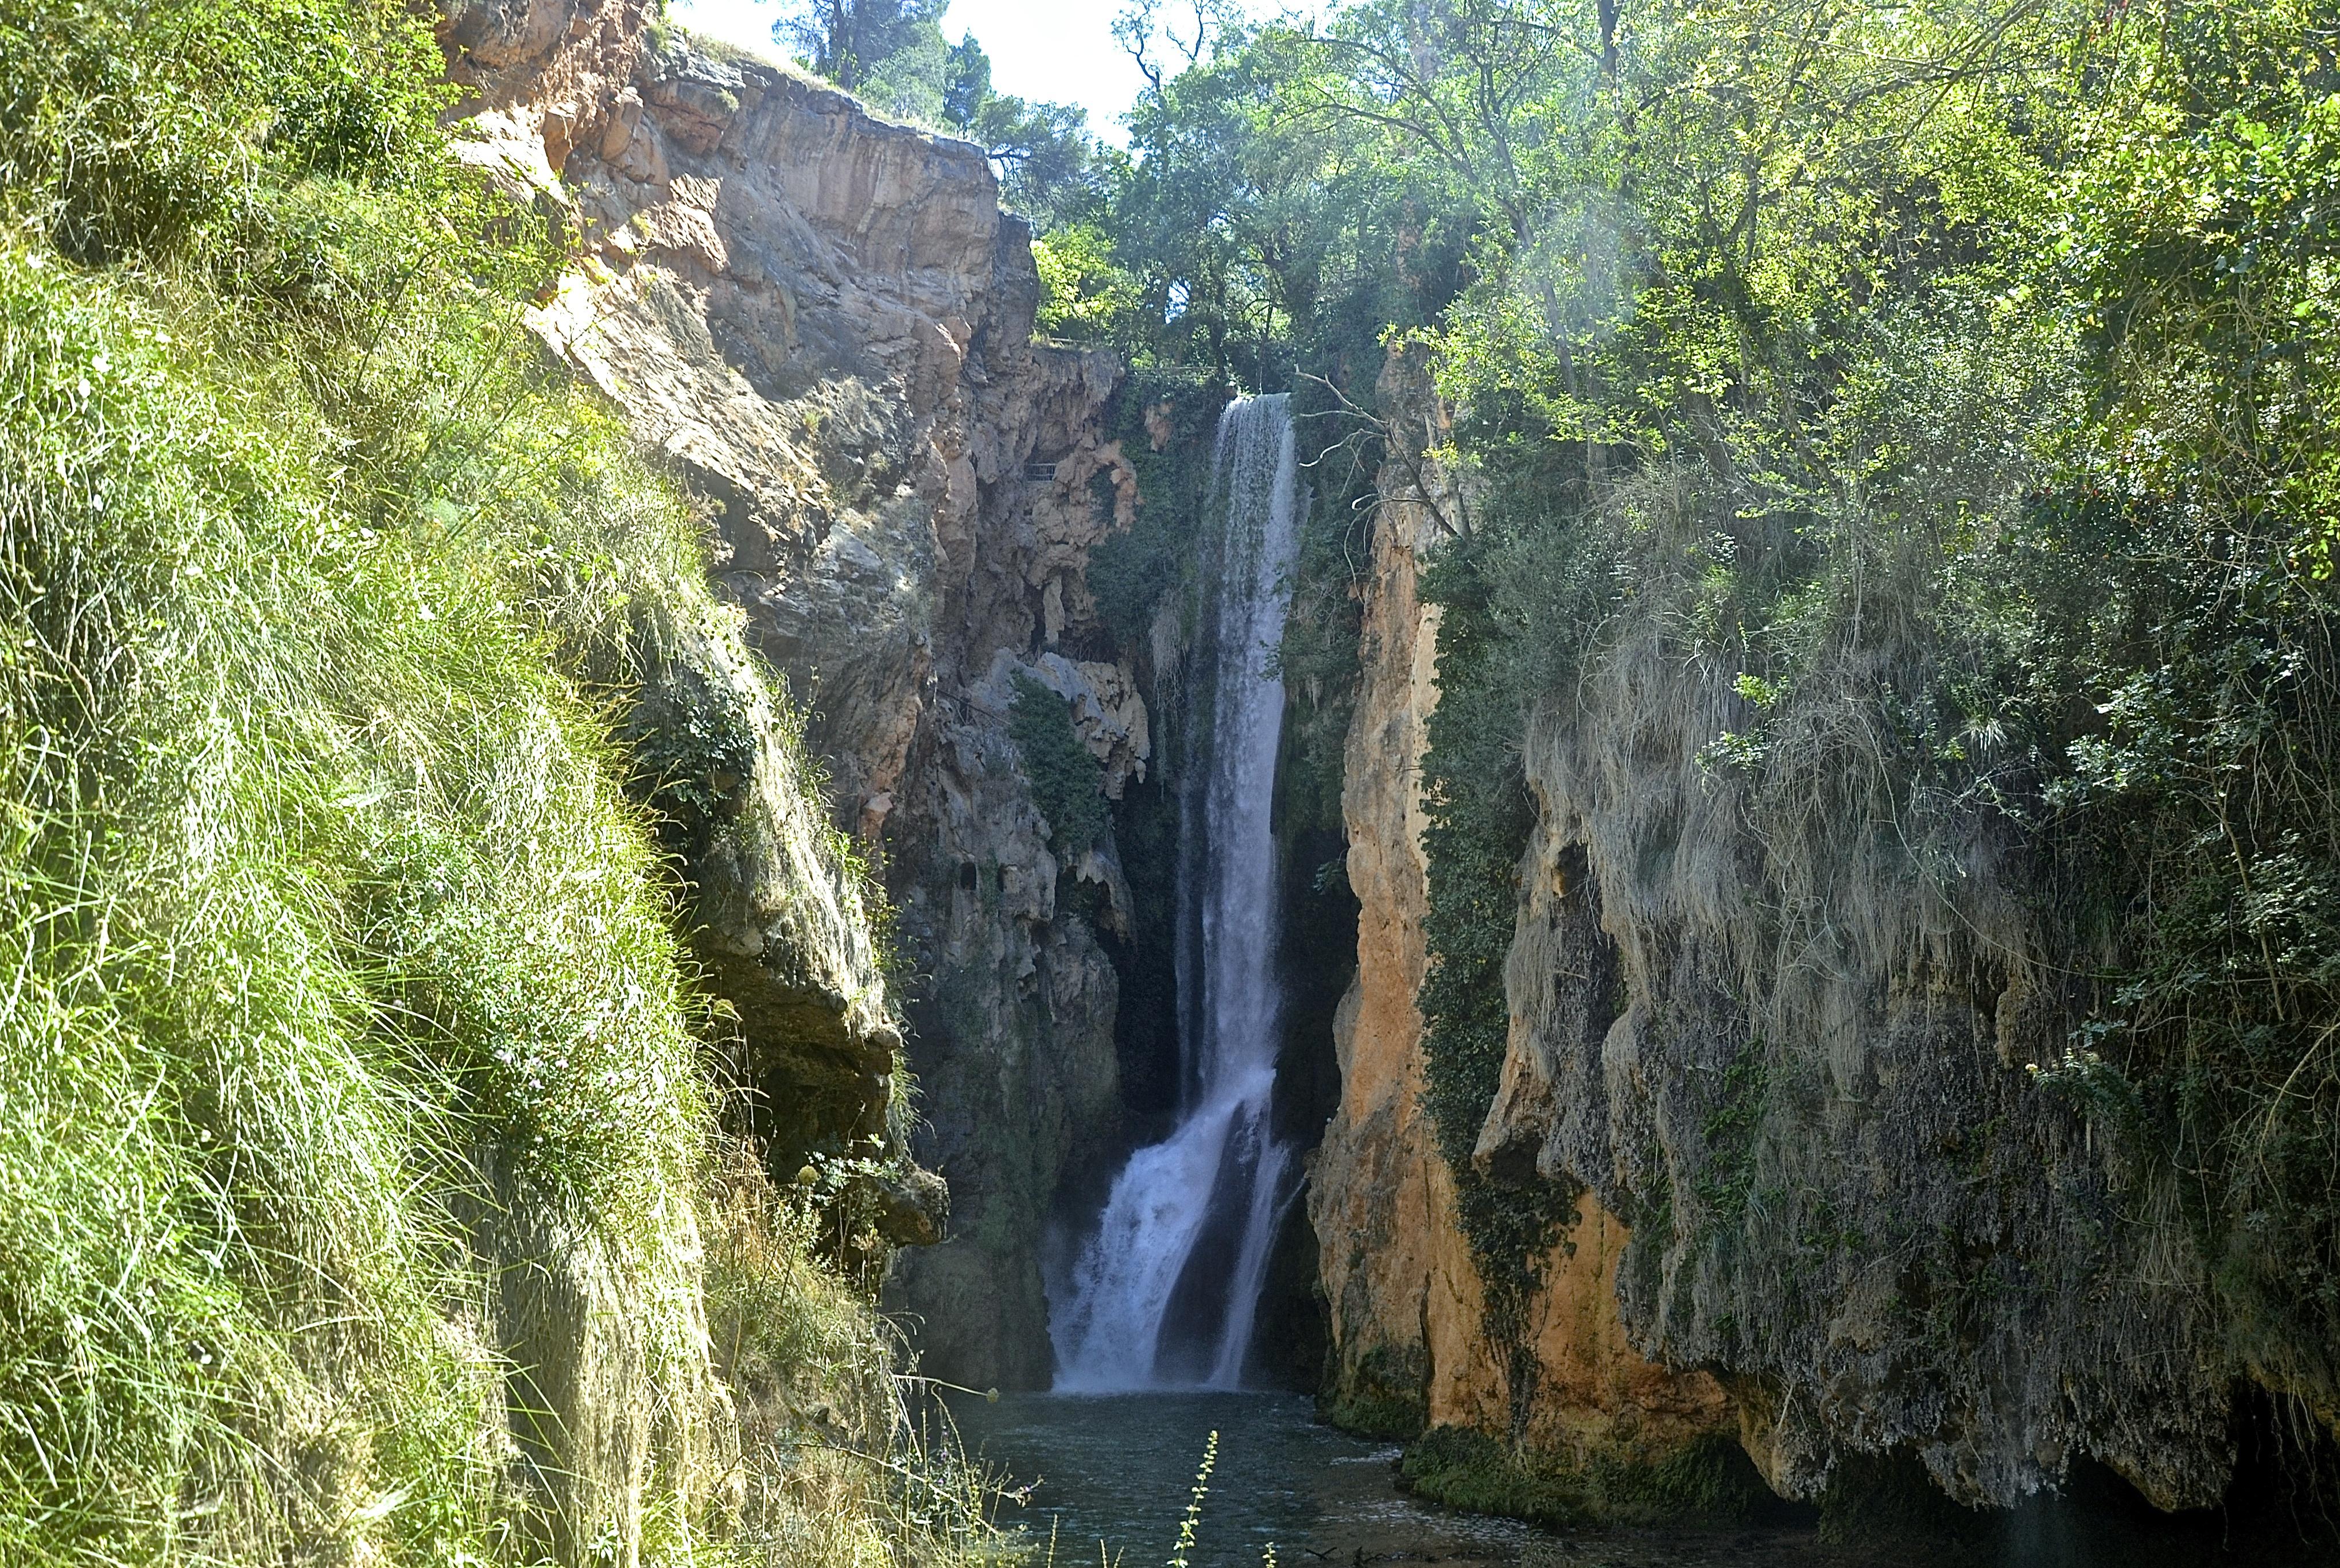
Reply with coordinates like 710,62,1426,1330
1065,0,2340,1450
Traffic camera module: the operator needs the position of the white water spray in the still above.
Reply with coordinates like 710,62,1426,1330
1051,395,1303,1392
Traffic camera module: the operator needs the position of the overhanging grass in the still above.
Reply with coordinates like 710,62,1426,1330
0,234,719,1562
0,1,996,1561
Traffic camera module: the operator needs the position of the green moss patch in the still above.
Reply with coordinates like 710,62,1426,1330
1008,672,1109,859
1400,1426,1783,1531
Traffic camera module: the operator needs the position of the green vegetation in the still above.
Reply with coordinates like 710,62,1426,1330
1085,372,1228,651
1035,223,1146,341
1076,11,1462,385
1165,1430,1218,1568
0,0,996,1562
1402,517,1585,1440
1400,1425,1776,1529
772,0,953,115
1695,1042,1770,1224
1379,0,2340,1431
1031,0,2340,1524
14,0,2340,1543
1008,674,1111,861
1414,512,1577,1356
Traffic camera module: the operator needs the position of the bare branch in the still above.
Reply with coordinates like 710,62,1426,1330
1297,371,1472,542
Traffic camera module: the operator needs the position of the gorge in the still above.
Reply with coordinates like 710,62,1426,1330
6,0,2340,1563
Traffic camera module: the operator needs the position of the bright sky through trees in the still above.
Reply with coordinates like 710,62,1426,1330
665,0,1330,142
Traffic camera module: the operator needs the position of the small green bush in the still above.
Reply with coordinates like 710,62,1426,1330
1008,672,1109,860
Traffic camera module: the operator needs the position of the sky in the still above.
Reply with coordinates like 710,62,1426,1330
663,1,1332,143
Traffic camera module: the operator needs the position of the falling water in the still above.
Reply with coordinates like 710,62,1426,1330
1052,395,1303,1392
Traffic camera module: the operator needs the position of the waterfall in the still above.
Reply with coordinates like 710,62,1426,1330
1051,395,1303,1392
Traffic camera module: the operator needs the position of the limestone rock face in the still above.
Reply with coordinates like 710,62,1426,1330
1320,356,2237,1512
883,696,1126,1385
1494,606,2232,1511
444,0,1139,1388
1307,434,1460,1432
1310,368,1727,1466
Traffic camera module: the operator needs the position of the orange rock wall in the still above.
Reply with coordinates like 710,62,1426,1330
1307,375,1728,1464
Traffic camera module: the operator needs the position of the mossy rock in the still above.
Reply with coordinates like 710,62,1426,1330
1321,1387,1428,1441
1399,1426,1596,1530
1400,1426,1786,1531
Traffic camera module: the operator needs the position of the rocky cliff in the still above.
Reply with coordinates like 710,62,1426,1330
439,0,1141,1386
434,0,2340,1530
1481,571,2235,1512
1311,367,1732,1484
1313,355,2322,1528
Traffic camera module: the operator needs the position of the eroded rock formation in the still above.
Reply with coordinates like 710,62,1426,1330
1315,351,2275,1521
1489,594,2232,1511
440,0,1142,1387
1311,365,1731,1476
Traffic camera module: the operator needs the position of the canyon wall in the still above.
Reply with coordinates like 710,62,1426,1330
438,5,2231,1505
1484,583,2233,1512
441,0,1141,1387
1311,368,1732,1475
1315,358,2268,1519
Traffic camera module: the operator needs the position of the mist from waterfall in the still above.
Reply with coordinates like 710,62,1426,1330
1051,394,1303,1392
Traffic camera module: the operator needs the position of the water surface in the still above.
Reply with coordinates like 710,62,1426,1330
940,1388,2319,1568
945,1390,1533,1568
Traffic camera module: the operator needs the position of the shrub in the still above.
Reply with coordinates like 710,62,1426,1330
1009,672,1110,860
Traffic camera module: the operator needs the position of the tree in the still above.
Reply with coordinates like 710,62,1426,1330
773,0,949,119
938,33,1100,228
1100,7,1404,380
941,32,991,127
1112,0,1251,94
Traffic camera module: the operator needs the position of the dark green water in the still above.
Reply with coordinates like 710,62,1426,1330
936,1391,2340,1568
941,1391,1534,1568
